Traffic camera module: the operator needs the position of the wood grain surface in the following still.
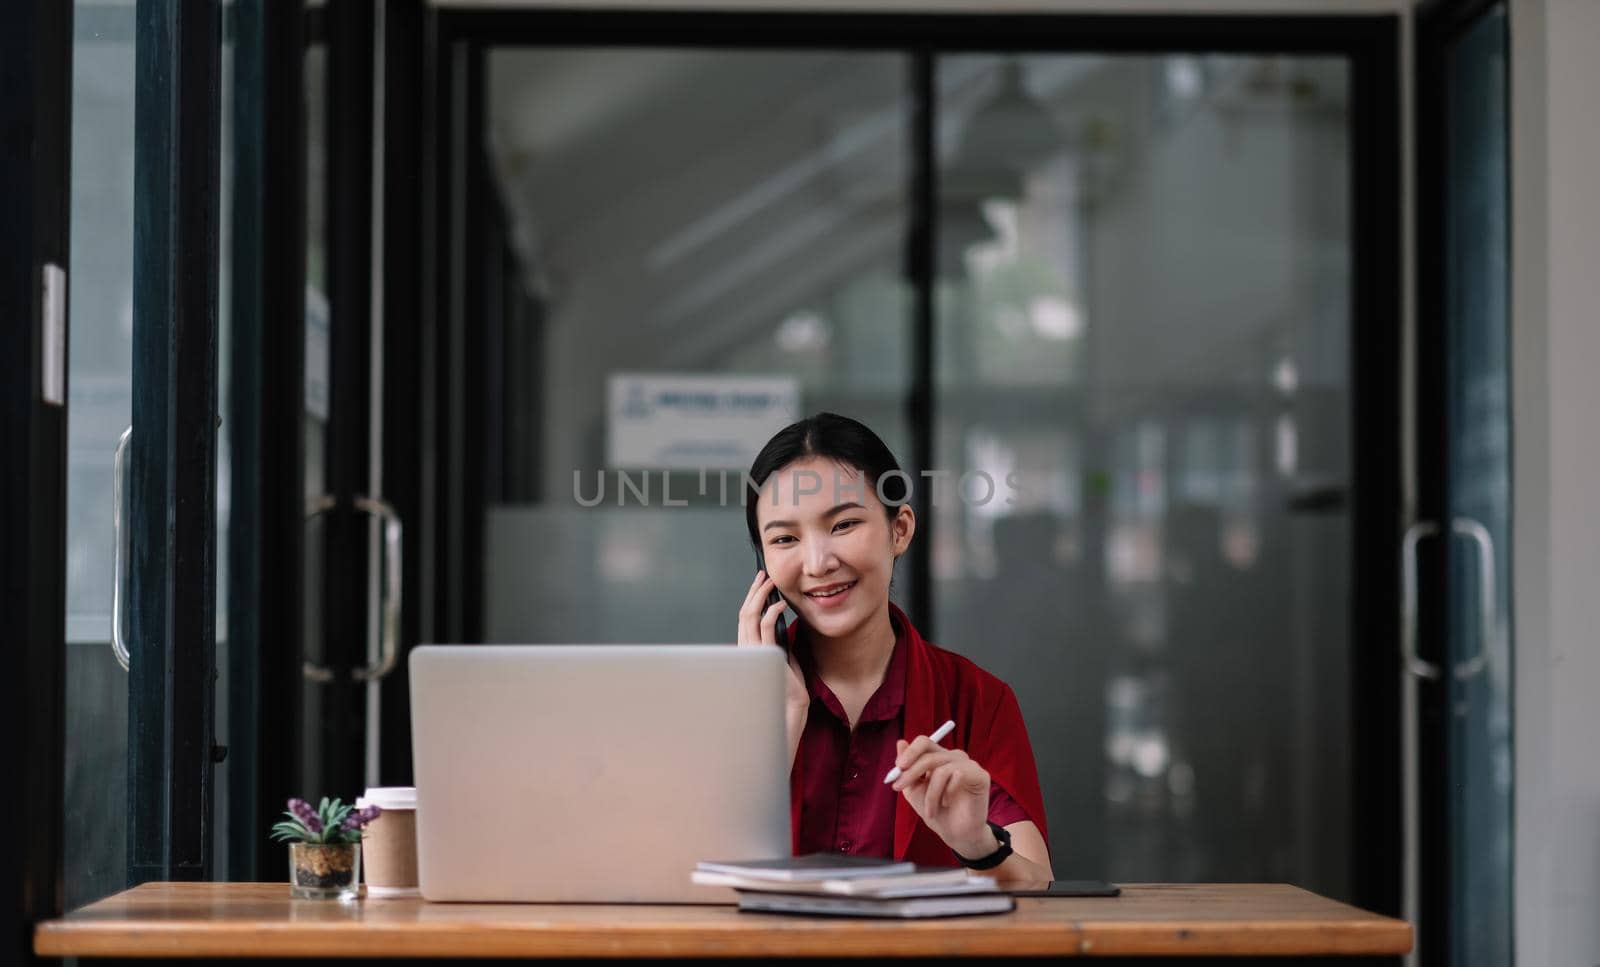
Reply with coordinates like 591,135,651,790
34,881,1412,959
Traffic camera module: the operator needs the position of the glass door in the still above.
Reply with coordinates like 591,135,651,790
931,51,1357,894
1413,2,1514,964
300,0,403,813
63,0,225,906
63,0,138,907
435,12,1400,916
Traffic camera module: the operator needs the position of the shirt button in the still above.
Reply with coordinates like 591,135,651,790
849,769,859,780
839,841,851,852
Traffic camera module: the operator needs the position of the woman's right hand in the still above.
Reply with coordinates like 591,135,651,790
739,571,810,719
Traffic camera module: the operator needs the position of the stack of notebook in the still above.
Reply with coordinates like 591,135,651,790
691,854,1015,918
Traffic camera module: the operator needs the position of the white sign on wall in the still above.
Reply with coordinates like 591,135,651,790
607,373,801,470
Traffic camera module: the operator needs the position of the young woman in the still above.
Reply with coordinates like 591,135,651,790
736,412,1054,882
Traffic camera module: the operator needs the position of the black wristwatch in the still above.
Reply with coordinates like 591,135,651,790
953,821,1013,870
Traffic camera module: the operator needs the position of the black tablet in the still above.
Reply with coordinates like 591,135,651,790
1006,880,1121,897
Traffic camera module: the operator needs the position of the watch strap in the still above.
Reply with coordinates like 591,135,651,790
953,821,1013,871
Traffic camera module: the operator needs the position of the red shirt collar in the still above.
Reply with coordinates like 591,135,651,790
793,607,907,725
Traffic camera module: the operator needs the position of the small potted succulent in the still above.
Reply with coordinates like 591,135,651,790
271,797,382,899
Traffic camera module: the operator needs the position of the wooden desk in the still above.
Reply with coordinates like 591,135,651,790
35,882,1411,960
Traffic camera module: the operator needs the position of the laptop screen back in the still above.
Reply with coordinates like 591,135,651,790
409,644,791,902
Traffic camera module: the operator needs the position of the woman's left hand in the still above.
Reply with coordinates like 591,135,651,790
888,735,994,859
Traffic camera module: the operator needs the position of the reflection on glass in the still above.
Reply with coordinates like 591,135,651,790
933,54,1353,897
64,1,136,909
214,0,236,883
473,46,1356,900
1444,8,1512,964
480,49,910,643
301,39,331,801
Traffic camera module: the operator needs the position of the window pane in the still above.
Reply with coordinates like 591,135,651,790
64,1,136,909
933,54,1353,897
480,49,910,643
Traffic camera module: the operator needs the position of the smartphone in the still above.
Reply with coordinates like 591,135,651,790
1006,880,1121,897
754,549,788,643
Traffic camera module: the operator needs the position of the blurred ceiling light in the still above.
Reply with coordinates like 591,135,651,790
775,311,831,353
1273,355,1299,395
1165,57,1204,100
941,59,1064,279
1029,297,1083,340
1132,734,1171,778
599,537,652,582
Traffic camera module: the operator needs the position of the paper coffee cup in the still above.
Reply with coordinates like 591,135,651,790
358,787,419,898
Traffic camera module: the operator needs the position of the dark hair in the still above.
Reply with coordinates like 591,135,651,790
744,412,909,548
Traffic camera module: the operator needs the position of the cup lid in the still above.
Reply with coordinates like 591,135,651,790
357,786,416,810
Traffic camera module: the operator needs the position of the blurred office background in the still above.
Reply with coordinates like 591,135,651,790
48,4,1554,965
473,49,1356,894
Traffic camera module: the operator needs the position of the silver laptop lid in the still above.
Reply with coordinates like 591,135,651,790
409,644,790,902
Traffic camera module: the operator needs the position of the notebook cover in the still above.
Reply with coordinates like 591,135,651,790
696,853,917,881
736,891,1016,918
692,868,992,898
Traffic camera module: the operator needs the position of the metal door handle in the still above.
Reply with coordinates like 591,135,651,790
304,495,403,683
111,426,132,671
1449,517,1495,681
353,496,404,683
1399,515,1500,967
1401,520,1441,681
1400,517,1498,682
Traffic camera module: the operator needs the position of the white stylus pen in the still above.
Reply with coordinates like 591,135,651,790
883,719,956,784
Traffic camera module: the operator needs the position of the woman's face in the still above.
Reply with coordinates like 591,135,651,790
754,456,915,641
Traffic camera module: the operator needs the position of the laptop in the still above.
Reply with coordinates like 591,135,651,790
409,644,790,903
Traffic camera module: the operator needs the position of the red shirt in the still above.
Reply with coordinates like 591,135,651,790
789,605,1040,864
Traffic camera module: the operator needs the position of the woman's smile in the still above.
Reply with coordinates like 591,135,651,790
803,579,857,609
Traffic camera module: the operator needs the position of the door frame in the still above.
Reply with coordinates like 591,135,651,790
224,0,311,884
1413,0,1514,962
127,0,224,887
4,0,227,938
1,0,73,961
